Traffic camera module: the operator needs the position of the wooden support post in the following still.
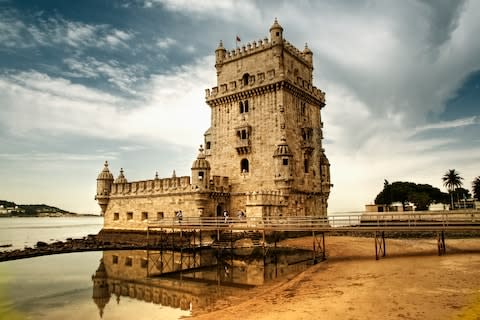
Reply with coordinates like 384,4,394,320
375,231,386,260
437,231,446,256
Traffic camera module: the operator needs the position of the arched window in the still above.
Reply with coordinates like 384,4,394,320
244,100,249,112
241,158,249,173
242,73,249,86
206,141,211,149
304,158,309,173
198,171,204,180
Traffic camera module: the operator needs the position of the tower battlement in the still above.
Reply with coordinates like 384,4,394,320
205,79,325,104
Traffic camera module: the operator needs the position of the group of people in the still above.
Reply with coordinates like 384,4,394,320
223,210,246,223
174,209,246,224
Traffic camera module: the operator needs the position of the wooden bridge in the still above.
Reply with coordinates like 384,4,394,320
146,210,480,260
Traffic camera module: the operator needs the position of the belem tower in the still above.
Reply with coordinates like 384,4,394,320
95,19,332,231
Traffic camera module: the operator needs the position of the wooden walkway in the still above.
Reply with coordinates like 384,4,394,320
147,210,480,232
146,210,480,260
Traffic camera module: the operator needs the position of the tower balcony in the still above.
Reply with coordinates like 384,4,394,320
235,139,251,154
301,141,315,154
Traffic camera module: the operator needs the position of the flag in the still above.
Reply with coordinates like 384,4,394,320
236,35,241,42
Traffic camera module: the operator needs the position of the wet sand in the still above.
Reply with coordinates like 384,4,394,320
190,236,480,320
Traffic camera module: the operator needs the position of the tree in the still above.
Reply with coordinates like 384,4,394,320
472,176,480,200
375,181,449,211
442,169,464,209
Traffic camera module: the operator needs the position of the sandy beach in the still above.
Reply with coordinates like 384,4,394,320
190,236,480,320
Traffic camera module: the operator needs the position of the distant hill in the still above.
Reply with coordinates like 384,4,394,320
0,200,77,217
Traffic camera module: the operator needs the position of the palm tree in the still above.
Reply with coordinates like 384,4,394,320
442,169,464,209
473,176,480,200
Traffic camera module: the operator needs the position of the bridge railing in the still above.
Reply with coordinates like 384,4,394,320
147,210,480,231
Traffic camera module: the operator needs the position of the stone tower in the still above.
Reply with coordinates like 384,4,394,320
204,19,331,216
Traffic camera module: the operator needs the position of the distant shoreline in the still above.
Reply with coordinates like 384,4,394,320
0,214,101,218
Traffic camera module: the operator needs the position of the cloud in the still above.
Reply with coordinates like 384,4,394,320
0,9,134,50
143,0,260,20
63,57,146,95
156,37,177,49
413,116,478,133
0,56,214,146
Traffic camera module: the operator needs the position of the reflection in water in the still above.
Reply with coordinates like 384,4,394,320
91,247,314,316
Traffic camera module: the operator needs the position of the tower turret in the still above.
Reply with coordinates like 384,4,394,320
114,168,128,184
215,40,227,72
303,43,313,68
273,137,294,189
95,161,114,215
269,18,283,45
191,145,211,190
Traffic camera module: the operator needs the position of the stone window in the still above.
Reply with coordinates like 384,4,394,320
283,158,289,166
113,212,119,220
206,141,211,149
112,255,118,264
141,258,148,268
241,158,249,173
198,171,204,180
239,100,249,113
304,158,309,173
127,212,133,220
125,257,133,267
242,73,249,86
157,212,164,220
142,212,148,220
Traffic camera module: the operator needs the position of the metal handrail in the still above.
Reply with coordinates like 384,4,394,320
147,211,480,232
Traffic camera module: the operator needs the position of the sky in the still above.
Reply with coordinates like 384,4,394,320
0,0,479,214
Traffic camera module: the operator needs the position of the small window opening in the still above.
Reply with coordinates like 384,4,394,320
142,212,148,220
244,100,249,112
141,258,148,268
157,212,164,220
276,32,280,36
239,101,244,113
125,257,133,266
198,171,204,180
113,212,119,220
282,158,289,166
304,159,309,173
242,73,249,86
241,129,248,139
206,141,211,149
241,159,249,173
112,255,118,264
127,212,133,220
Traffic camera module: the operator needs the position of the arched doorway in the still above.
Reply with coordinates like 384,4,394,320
216,205,223,217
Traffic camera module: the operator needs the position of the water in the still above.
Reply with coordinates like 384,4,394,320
0,217,103,250
0,251,190,320
0,247,313,319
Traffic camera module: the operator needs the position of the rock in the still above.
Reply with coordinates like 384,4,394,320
35,241,48,248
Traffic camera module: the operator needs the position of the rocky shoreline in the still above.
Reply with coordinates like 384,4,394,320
0,234,148,262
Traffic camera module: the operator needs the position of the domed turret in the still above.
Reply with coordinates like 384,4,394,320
191,145,211,190
273,137,293,157
95,161,114,215
269,18,283,45
273,137,293,188
303,43,313,66
114,168,128,184
92,259,111,318
215,40,227,67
